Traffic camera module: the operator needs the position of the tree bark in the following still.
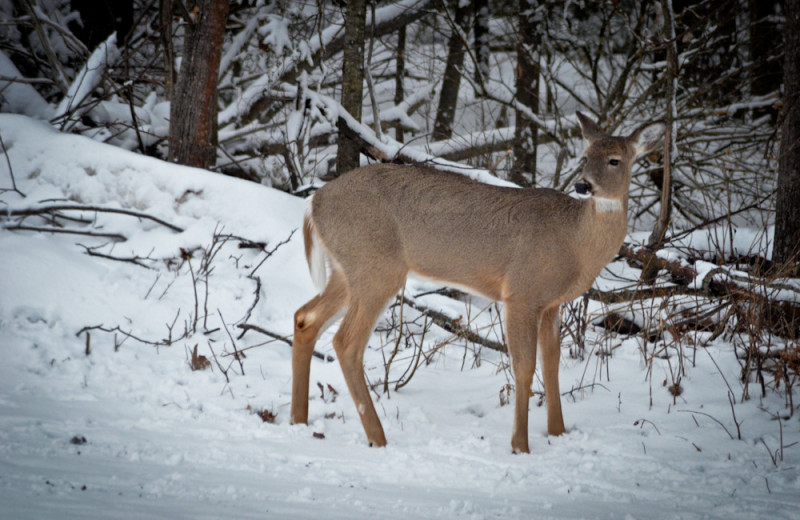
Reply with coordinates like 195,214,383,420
748,0,781,122
433,1,470,141
774,0,800,265
510,0,540,187
160,0,175,101
168,0,229,169
645,0,677,262
395,25,406,142
472,0,489,96
335,0,367,177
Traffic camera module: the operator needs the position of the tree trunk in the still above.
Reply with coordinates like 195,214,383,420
160,0,175,101
646,0,677,251
395,25,406,143
472,0,489,96
774,0,800,265
168,0,229,169
510,0,540,187
335,0,367,177
748,0,781,122
433,1,470,141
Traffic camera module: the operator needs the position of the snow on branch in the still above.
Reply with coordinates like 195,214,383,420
221,0,434,127
295,85,515,187
54,33,121,125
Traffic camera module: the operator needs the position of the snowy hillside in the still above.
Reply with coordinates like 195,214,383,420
0,114,798,519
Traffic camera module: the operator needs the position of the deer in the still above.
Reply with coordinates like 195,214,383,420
289,112,665,453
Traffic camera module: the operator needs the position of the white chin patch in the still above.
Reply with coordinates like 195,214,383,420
593,197,623,213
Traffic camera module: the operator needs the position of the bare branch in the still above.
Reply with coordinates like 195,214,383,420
5,204,184,232
400,295,507,353
3,225,126,241
236,323,334,362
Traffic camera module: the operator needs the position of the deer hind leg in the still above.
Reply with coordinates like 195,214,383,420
504,303,540,454
290,268,348,425
333,276,405,447
539,305,566,436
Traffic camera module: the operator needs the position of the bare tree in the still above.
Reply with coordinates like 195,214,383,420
748,0,781,122
395,25,407,142
335,0,367,177
472,0,489,95
774,0,800,265
510,0,540,187
433,1,470,141
168,0,230,169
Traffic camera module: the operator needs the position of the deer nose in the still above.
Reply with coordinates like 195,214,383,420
574,180,592,197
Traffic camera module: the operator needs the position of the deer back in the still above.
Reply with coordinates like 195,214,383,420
311,164,604,304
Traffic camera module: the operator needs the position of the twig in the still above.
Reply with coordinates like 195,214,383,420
365,2,383,141
383,287,406,395
728,390,742,440
75,323,179,348
206,341,230,383
185,252,199,334
218,309,245,375
633,418,662,435
677,409,734,439
20,0,69,94
653,192,773,249
250,229,296,276
237,274,261,327
78,243,155,268
395,313,428,391
0,133,24,197
236,323,334,362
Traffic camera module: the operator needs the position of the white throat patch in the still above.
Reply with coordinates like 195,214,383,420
593,197,623,213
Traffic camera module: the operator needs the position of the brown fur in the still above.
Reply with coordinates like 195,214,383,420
290,112,665,453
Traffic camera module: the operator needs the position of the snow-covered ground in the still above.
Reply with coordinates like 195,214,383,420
1,114,798,519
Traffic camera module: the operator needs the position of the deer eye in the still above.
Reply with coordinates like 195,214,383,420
609,159,620,166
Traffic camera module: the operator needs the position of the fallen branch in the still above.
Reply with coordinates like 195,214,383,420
400,295,507,353
618,244,697,284
79,243,156,268
5,204,184,233
585,284,688,304
4,225,126,241
236,323,334,362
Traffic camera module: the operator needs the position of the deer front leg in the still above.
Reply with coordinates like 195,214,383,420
505,303,539,454
539,305,566,436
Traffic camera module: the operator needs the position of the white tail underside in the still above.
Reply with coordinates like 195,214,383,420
305,197,328,292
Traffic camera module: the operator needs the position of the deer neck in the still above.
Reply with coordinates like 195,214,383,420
577,195,629,274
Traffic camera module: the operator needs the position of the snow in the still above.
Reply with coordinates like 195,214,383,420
1,114,799,519
0,51,52,119
54,33,121,122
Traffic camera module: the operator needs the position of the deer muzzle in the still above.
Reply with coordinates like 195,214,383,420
574,180,592,198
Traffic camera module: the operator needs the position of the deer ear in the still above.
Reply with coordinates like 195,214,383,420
630,120,666,157
576,111,602,142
